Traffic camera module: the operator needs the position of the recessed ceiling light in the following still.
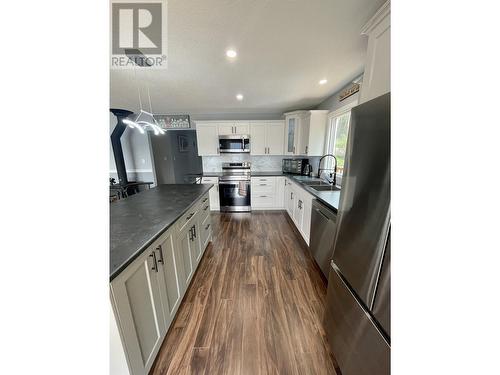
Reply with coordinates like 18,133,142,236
236,94,244,101
319,79,328,85
226,49,237,58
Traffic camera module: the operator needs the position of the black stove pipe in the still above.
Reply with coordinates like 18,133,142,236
110,108,134,185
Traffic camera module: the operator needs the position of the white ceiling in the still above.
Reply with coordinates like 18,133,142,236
110,0,385,116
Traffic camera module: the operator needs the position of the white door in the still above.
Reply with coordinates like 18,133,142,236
209,185,219,210
196,124,219,156
155,232,182,328
293,193,304,229
267,122,285,155
284,116,298,155
301,198,312,245
218,124,234,135
285,182,295,217
250,123,267,155
234,122,249,134
275,177,285,208
110,249,166,375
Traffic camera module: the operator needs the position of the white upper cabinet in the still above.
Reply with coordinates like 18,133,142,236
218,122,250,135
250,121,285,155
359,1,390,104
217,124,234,135
234,122,249,134
284,111,329,156
250,123,267,155
196,123,219,156
266,121,285,155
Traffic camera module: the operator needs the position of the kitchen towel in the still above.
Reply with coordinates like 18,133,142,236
238,181,247,196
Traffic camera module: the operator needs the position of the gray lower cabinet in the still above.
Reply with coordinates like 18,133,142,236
177,219,196,288
155,232,182,328
110,246,167,375
111,192,212,375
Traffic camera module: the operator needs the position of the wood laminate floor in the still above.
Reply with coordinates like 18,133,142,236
150,211,339,375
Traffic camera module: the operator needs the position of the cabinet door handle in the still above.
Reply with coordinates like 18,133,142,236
205,223,211,230
203,197,208,203
293,146,296,154
290,192,293,200
192,225,197,238
156,245,164,265
305,146,308,154
149,252,158,272
189,227,193,241
186,212,194,221
204,205,209,211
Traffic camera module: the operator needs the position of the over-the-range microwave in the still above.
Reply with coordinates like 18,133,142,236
218,134,250,153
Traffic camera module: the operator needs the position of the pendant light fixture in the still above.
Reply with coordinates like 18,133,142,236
124,69,165,135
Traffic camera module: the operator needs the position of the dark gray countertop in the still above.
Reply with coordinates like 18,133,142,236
287,175,341,213
251,171,284,176
202,171,284,177
110,184,212,281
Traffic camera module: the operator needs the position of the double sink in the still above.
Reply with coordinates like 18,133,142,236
300,180,341,192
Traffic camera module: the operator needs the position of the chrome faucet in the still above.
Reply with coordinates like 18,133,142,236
317,154,337,186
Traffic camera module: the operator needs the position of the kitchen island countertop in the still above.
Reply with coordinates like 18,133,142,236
110,184,212,281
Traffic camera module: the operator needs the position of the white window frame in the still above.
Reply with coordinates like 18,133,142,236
323,100,358,175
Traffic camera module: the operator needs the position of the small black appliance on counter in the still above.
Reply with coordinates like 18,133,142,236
282,158,310,175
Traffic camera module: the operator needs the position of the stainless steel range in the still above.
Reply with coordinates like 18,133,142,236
218,162,251,212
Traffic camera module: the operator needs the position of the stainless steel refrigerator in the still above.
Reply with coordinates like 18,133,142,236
323,93,390,375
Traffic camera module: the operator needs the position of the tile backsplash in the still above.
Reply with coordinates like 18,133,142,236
202,155,283,172
202,155,322,174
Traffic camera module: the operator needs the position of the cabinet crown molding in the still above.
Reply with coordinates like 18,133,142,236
283,110,329,117
361,0,390,35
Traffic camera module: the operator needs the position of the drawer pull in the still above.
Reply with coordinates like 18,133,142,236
149,252,158,272
203,205,209,211
203,197,208,203
156,245,164,265
259,184,267,186
205,223,211,230
260,195,268,198
186,212,194,221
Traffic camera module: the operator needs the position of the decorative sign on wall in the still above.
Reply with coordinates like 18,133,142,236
339,83,360,102
154,114,191,129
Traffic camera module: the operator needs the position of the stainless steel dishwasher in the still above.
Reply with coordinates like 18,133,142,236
310,199,337,278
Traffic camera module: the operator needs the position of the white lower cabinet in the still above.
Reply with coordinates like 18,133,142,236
201,177,219,210
111,192,212,375
251,176,286,209
284,179,295,217
284,177,314,245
